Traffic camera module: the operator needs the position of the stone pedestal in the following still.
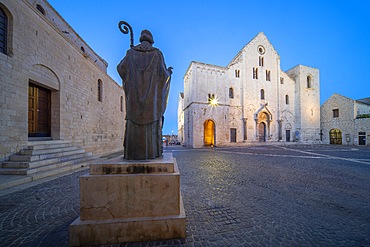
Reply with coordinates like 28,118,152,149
69,153,186,246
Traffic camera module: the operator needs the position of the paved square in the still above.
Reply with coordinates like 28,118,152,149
0,144,369,246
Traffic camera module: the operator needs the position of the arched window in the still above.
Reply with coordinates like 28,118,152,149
235,69,240,78
307,75,312,88
229,87,234,99
259,56,264,66
98,79,103,102
36,4,45,15
0,6,8,54
253,68,258,79
266,70,271,81
260,89,265,100
285,95,289,105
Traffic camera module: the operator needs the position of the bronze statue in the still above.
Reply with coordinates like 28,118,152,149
117,26,172,160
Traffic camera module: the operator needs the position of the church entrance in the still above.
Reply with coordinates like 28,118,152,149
286,129,291,142
204,119,215,146
258,122,266,142
329,129,342,145
28,83,51,137
230,128,236,142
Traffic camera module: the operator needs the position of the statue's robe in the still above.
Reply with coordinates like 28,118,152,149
117,41,171,160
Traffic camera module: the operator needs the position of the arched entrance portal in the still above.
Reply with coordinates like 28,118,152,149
256,111,270,142
204,120,215,146
258,122,266,142
330,129,342,145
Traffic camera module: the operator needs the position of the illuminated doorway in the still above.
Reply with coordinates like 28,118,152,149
258,122,266,142
329,129,342,145
204,120,215,146
257,111,270,142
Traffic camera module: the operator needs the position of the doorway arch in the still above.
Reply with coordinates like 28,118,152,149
204,119,215,146
257,111,270,142
329,129,342,145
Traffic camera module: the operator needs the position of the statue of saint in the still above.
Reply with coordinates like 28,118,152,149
117,30,172,160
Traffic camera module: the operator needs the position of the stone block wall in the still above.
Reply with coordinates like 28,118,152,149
0,0,125,161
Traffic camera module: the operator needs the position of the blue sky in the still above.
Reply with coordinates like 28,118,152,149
48,0,370,135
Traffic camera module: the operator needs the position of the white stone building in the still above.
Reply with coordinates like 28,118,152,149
179,32,321,148
0,0,125,162
321,93,370,145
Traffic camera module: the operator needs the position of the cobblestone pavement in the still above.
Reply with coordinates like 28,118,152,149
1,144,370,247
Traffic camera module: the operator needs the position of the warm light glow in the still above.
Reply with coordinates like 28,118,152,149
209,97,219,107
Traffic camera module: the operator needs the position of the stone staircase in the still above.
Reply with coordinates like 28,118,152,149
0,140,98,189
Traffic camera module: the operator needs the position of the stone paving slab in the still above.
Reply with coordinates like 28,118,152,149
0,145,369,246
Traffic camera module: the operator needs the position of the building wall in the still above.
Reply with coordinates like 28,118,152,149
0,0,125,161
180,32,321,147
321,93,370,145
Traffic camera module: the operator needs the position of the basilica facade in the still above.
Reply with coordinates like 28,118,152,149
178,33,320,148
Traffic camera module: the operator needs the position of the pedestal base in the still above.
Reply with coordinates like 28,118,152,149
69,153,186,246
69,195,186,246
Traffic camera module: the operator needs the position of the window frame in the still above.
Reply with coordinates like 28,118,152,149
0,6,8,55
333,109,339,118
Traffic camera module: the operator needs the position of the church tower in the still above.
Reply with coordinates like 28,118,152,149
286,65,320,142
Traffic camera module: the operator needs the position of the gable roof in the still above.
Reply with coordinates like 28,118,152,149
228,32,280,67
356,97,370,105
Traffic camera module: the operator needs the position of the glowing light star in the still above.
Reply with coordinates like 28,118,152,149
208,97,219,107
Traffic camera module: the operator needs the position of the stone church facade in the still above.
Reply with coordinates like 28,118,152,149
0,0,125,161
321,94,370,146
178,32,320,148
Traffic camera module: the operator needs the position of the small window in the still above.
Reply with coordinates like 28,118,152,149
229,87,234,99
253,67,258,79
333,109,339,118
307,75,312,88
260,89,265,100
80,46,85,53
98,79,103,102
266,70,271,81
285,95,289,105
235,69,240,78
120,96,124,112
36,4,45,15
259,56,264,66
0,7,8,55
280,77,284,84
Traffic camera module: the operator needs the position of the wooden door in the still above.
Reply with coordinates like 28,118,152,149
286,130,291,142
258,122,266,142
230,128,236,142
204,120,215,146
28,83,51,137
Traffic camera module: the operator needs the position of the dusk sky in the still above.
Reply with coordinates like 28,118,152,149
48,0,370,135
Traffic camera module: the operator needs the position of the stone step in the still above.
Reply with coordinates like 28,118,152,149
2,152,92,169
9,149,86,162
0,156,95,175
20,146,79,155
31,158,93,181
26,142,73,150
